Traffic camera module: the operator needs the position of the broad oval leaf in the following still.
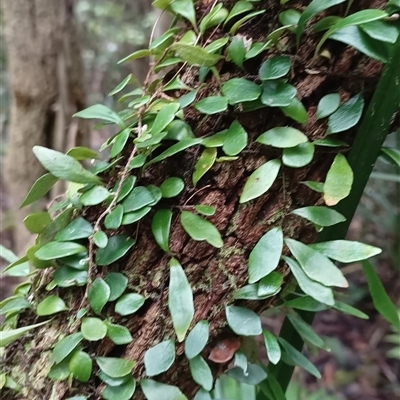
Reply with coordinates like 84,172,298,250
223,121,248,156
309,240,381,263
152,103,180,136
239,159,281,203
285,296,329,312
323,153,353,206
24,212,52,234
225,305,262,336
259,56,291,80
69,351,92,382
261,82,297,107
104,272,128,301
93,230,108,248
122,207,152,225
141,379,188,400
151,209,172,252
282,142,315,168
55,217,93,241
106,322,133,345
194,96,228,115
35,241,86,260
33,146,100,184
257,127,308,148
96,357,135,378
291,206,346,227
193,148,217,186
189,356,213,391
122,186,155,212
280,98,308,124
160,177,185,198
104,205,124,230
36,295,68,316
115,293,145,316
221,78,261,105
51,332,83,364
80,186,110,206
184,320,209,359
283,256,334,306
88,278,111,315
316,93,341,120
180,211,223,248
257,271,283,297
328,94,364,134
81,317,107,341
170,0,197,28
227,36,246,67
21,173,58,208
73,104,124,127
285,238,348,288
96,235,135,266
144,339,175,376
248,227,283,284
102,376,136,400
168,258,194,342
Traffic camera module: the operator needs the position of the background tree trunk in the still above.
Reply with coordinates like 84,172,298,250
2,0,395,399
1,0,89,255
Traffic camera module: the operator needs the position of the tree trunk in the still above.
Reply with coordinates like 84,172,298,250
2,0,395,399
1,0,89,255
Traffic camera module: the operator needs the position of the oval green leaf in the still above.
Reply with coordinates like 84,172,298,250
104,272,128,301
69,351,92,382
257,127,308,148
151,209,172,252
35,241,86,260
285,238,348,288
189,356,213,391
225,305,262,336
221,78,261,105
88,278,111,315
180,211,223,248
223,121,248,156
239,159,281,203
115,293,145,316
36,295,68,316
96,357,135,378
144,339,175,376
316,93,341,120
323,153,353,206
291,206,346,227
96,235,135,266
168,258,194,342
248,227,283,284
194,96,228,115
81,317,107,341
160,177,185,198
184,320,209,360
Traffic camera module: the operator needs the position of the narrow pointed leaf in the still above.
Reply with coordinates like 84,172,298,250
285,238,348,288
310,240,381,262
0,321,49,347
168,258,194,342
263,330,281,365
21,173,58,208
193,148,217,186
291,206,346,227
151,209,172,252
283,256,334,306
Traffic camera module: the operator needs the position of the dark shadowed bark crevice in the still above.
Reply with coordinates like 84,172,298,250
2,0,392,399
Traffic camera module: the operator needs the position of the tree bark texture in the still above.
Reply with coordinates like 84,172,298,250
1,0,89,256
1,0,395,399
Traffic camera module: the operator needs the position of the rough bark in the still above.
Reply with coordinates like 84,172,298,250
1,0,89,255
1,0,394,399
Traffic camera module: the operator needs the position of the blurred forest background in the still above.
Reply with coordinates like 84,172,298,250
0,1,399,399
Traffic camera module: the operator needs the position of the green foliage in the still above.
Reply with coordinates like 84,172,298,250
2,0,399,397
